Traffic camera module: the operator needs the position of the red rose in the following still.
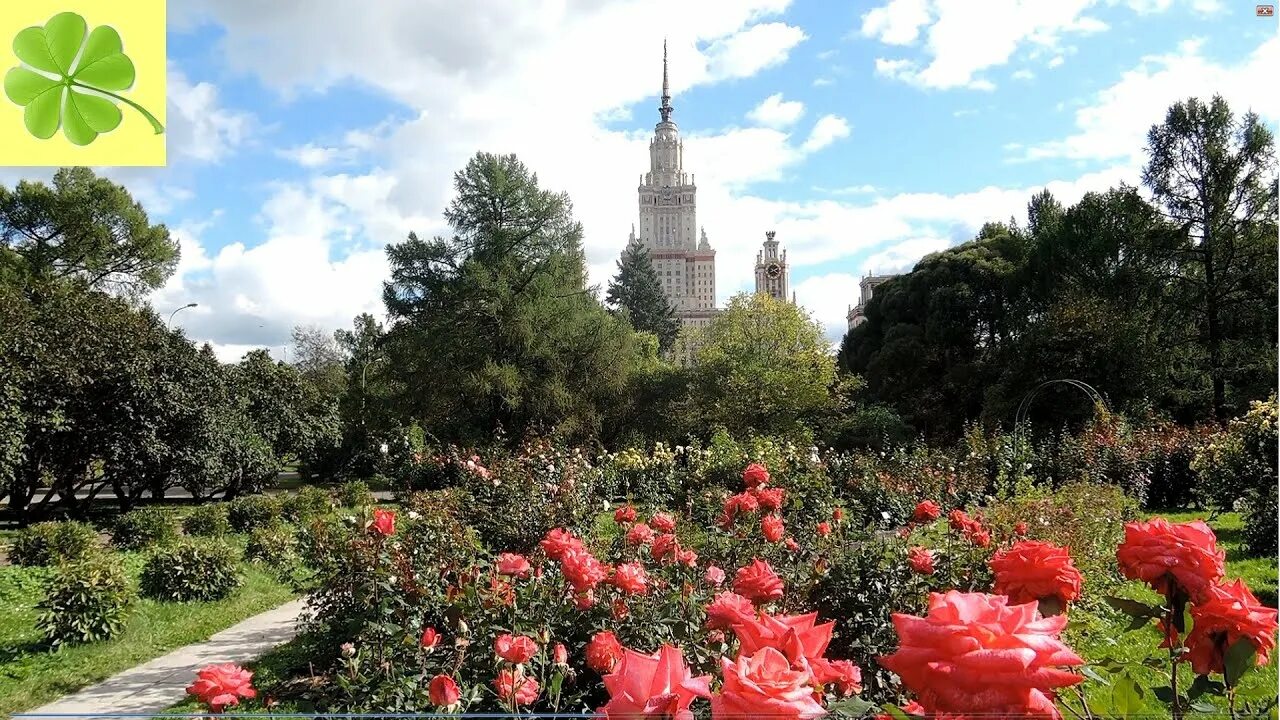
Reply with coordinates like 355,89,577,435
705,591,757,630
725,491,760,519
704,565,726,586
832,507,844,522
612,561,650,595
816,521,831,537
879,591,1084,718
493,669,539,706
186,663,257,713
734,611,834,666
908,546,935,575
561,547,608,592
587,631,625,673
369,508,396,536
651,512,677,532
754,486,785,511
990,540,1083,608
734,559,785,604
625,522,655,546
541,528,584,560
428,674,461,708
614,505,637,524
651,533,680,563
1185,579,1279,677
420,626,440,649
496,552,532,579
711,647,827,719
1015,521,1029,536
762,514,785,543
1116,518,1225,602
969,526,991,547
912,500,942,523
742,462,771,489
494,633,539,664
599,644,712,720
553,642,569,667
947,509,973,532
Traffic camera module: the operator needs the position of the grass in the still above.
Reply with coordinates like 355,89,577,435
0,540,296,716
1065,511,1279,718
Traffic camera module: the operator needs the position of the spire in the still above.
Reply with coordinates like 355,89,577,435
659,38,673,123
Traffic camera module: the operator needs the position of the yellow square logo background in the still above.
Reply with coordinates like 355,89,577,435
0,0,166,166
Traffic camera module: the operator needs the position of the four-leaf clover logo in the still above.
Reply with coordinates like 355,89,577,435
3,11,163,145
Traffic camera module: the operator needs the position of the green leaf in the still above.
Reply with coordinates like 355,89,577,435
1152,685,1175,703
1111,673,1144,719
71,26,135,90
1081,666,1111,686
1105,596,1160,619
828,697,877,718
24,83,63,139
1224,637,1257,687
13,13,86,76
64,89,122,144
4,67,59,105
1190,700,1218,713
879,704,912,720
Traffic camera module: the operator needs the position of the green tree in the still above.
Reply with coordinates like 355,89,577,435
381,153,638,445
691,292,835,439
290,324,347,398
0,168,178,295
606,242,679,351
1142,95,1278,419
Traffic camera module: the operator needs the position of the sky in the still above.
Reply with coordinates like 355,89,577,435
3,0,1277,359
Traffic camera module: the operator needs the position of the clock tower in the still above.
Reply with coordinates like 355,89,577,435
754,230,791,302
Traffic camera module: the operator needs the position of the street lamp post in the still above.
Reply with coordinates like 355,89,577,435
167,302,198,328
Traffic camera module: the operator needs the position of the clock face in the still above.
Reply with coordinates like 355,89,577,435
766,263,782,279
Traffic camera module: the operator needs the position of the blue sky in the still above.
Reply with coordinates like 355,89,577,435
5,0,1276,355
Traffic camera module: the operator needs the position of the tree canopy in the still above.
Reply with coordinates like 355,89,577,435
606,242,680,351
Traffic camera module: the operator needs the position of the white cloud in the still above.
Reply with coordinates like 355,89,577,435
747,93,806,128
861,0,1110,90
278,143,349,168
704,22,808,79
812,77,834,87
167,69,253,163
1021,35,1278,163
801,115,851,152
793,273,861,336
1012,68,1035,80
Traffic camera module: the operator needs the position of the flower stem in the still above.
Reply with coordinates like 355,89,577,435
71,81,165,134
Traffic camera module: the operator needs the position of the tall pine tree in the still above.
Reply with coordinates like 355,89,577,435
606,242,680,351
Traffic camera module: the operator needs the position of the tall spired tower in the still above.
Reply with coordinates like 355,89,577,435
624,40,717,333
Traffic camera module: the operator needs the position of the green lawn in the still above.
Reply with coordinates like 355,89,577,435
0,545,295,716
1064,511,1279,718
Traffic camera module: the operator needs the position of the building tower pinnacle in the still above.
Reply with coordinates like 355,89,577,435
659,38,673,123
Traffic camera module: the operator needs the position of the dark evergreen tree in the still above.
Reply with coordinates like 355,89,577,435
606,242,680,351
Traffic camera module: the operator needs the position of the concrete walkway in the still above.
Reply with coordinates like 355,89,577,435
16,599,308,720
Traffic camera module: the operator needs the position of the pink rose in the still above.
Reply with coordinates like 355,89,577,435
599,644,711,719
496,552,532,579
711,647,827,719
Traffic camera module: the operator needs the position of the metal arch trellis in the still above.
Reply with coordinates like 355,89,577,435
1013,379,1110,440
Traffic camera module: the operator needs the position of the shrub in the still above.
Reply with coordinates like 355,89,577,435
111,507,179,550
281,485,333,522
10,520,101,566
1192,397,1278,555
140,539,241,602
227,494,283,533
183,504,231,537
245,524,299,567
36,555,133,645
336,480,376,509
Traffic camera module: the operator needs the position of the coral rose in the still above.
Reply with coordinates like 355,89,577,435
626,522,655,546
587,631,625,673
947,509,975,532
762,514,785,543
990,540,1083,610
651,512,677,532
734,559,785,604
743,462,771,489
186,663,257,712
651,533,680,562
1116,518,1225,602
493,670,539,706
599,644,712,720
1015,521,1029,536
754,486,785,511
420,626,440,649
879,591,1084,719
428,674,461,708
614,505,637,524
705,565,726,586
496,552,532,579
785,537,800,552
574,590,595,610
908,546,935,576
912,500,942,523
705,591,757,630
711,647,827,719
734,611,834,666
369,508,396,536
494,633,538,664
541,528,584,560
612,561,650,595
725,491,760,518
677,548,698,567
832,507,844,522
1185,579,1279,677
561,547,608,592
553,642,569,667
816,521,831,537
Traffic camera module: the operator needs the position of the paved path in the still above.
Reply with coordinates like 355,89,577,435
15,599,308,720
